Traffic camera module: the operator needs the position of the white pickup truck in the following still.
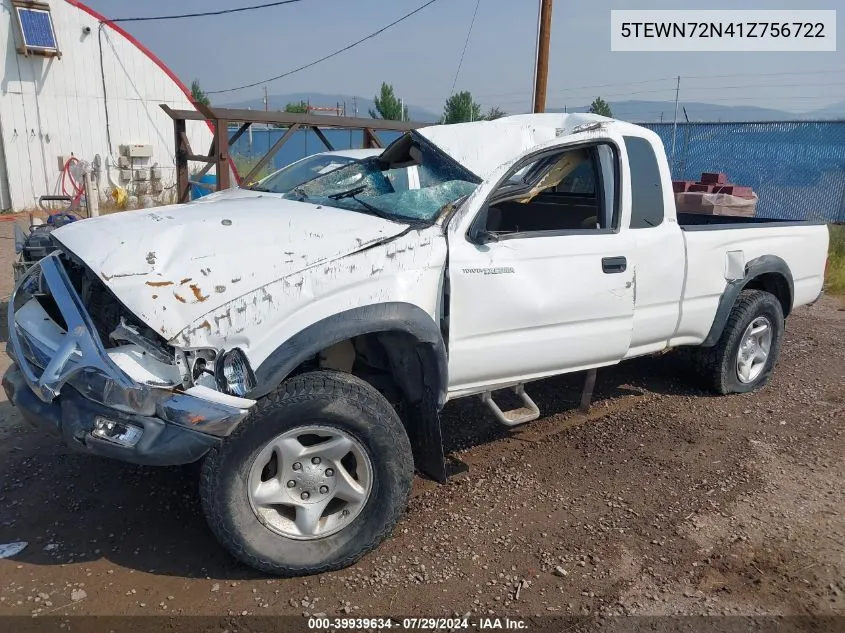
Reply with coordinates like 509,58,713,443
4,113,829,576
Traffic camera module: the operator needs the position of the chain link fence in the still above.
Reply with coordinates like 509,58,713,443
639,121,845,222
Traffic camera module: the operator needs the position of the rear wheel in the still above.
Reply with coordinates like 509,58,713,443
200,370,413,576
694,289,784,394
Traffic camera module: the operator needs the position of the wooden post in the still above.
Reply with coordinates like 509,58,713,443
533,0,553,113
174,117,190,203
215,119,230,190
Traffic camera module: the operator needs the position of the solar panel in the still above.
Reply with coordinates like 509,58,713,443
16,7,57,50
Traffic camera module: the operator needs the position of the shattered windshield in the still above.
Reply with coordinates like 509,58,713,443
283,132,481,223
250,154,358,194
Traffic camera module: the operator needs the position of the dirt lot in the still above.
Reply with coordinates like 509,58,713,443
0,219,842,622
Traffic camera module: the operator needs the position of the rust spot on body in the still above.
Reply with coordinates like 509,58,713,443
152,294,158,299
173,293,187,303
198,320,211,331
180,278,192,285
189,284,209,302
146,280,174,287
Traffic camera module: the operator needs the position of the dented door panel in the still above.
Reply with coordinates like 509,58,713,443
446,233,635,395
445,127,636,396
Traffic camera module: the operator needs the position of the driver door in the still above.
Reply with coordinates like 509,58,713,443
445,133,635,396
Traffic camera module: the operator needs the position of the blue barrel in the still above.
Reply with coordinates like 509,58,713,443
190,174,217,200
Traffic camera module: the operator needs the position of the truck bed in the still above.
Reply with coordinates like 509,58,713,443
669,219,829,348
678,212,825,230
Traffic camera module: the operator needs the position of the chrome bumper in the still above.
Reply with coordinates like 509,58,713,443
6,253,250,444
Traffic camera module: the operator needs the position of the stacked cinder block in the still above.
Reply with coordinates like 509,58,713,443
673,172,756,216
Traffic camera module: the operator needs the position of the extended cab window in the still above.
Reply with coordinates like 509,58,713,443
624,136,665,228
480,144,618,237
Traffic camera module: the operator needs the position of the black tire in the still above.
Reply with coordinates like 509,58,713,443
200,370,413,576
693,289,784,395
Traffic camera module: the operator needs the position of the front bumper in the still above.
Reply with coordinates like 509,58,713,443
5,252,251,466
3,363,220,466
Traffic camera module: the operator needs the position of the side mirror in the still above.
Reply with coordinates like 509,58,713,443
470,228,499,244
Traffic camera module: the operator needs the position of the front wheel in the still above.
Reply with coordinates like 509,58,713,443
694,289,785,394
200,371,413,576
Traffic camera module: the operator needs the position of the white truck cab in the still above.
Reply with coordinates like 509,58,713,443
4,114,829,576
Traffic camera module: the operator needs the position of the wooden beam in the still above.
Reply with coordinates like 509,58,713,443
178,132,194,158
228,121,252,147
311,126,335,151
173,117,189,203
160,104,422,132
215,119,231,190
193,138,218,179
363,128,384,149
242,124,301,184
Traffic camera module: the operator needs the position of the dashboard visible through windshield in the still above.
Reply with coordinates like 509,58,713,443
250,154,359,194
284,132,481,223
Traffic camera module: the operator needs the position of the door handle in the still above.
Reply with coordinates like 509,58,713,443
602,256,627,274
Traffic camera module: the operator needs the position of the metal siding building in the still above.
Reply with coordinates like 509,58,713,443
0,0,213,211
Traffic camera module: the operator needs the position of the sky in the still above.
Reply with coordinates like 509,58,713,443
84,0,844,117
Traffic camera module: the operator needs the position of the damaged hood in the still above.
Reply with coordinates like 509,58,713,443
416,112,611,181
51,197,409,341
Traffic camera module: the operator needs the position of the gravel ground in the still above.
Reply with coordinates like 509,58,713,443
0,219,842,620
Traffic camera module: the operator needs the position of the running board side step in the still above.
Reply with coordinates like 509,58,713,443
480,384,540,427
480,369,598,428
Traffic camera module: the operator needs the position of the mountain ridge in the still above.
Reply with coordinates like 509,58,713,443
216,92,845,124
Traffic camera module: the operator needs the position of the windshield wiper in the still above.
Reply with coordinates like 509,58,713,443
328,185,367,200
352,196,395,220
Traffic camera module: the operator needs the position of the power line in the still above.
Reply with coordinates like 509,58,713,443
440,78,845,110
450,0,482,95
207,0,442,95
108,0,304,23
414,67,845,107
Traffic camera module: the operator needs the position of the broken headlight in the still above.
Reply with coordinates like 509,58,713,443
215,348,256,397
67,368,156,416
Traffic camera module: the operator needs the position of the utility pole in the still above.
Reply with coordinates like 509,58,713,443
400,97,404,122
263,86,269,131
532,0,553,113
670,75,680,170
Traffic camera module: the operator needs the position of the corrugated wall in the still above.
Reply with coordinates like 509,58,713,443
0,0,212,210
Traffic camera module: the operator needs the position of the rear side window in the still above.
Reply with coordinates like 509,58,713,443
624,136,665,228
